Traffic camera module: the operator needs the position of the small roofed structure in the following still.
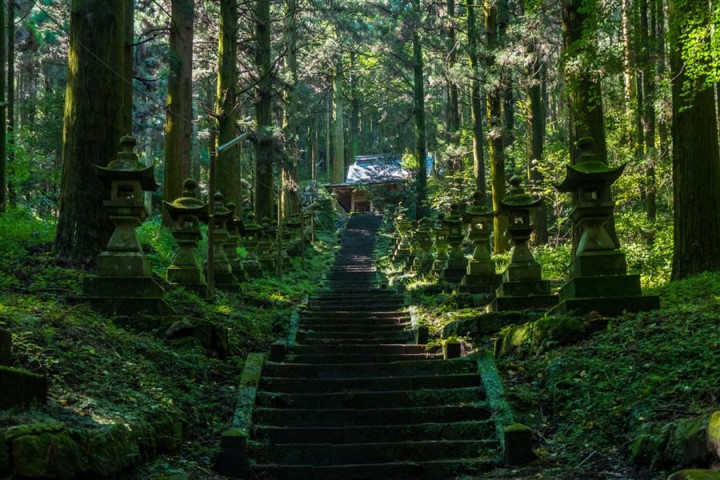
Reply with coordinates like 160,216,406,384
326,154,433,212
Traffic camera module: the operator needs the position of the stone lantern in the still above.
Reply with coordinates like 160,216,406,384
206,192,240,290
551,138,659,315
461,191,501,291
83,136,174,315
241,213,263,278
411,219,434,275
488,176,556,311
393,208,413,265
442,204,467,283
430,217,449,276
225,203,248,282
258,218,277,273
163,178,209,295
285,214,303,257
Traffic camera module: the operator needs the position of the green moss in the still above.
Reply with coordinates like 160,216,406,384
11,430,79,479
668,470,720,480
0,429,9,476
5,421,64,441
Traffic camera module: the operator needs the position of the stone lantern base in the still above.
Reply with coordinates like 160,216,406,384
487,280,558,312
82,276,176,316
549,252,659,316
442,258,468,283
243,259,263,278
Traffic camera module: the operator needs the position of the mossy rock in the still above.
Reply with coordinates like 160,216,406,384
137,412,183,459
706,411,720,461
11,430,80,479
668,470,720,480
629,429,669,468
663,415,711,468
495,315,608,358
70,424,140,476
0,429,9,477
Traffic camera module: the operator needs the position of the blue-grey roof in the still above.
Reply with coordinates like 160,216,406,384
345,154,433,185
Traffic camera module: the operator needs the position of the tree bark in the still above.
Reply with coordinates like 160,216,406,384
485,0,509,253
466,0,486,199
0,0,5,214
163,0,193,225
412,0,427,218
122,0,134,135
447,0,460,147
7,0,14,207
254,0,274,221
281,0,299,218
669,0,720,279
640,0,657,220
216,0,242,209
54,0,127,265
350,52,360,162
331,59,345,183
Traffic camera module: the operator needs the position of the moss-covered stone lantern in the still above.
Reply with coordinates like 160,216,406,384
241,213,263,278
461,191,501,291
258,217,277,273
206,192,240,290
163,178,209,295
393,208,413,265
411,219,434,275
488,176,557,311
431,216,449,276
83,136,174,315
225,203,248,282
285,214,303,257
442,204,467,283
551,138,659,315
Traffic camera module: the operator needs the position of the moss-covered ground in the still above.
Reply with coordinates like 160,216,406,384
0,208,337,479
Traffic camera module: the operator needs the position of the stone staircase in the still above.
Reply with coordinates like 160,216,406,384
246,213,500,480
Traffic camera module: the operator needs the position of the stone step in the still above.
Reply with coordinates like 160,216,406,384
300,316,409,327
256,386,482,410
248,456,498,480
307,303,402,311
259,373,480,394
303,325,410,334
263,358,477,379
288,344,432,356
249,439,497,466
251,420,496,444
301,311,409,320
303,335,412,345
287,352,442,364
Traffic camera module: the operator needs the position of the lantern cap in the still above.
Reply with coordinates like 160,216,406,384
94,136,158,190
163,178,208,220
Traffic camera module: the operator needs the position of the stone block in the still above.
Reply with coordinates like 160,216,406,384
415,325,429,345
496,280,551,298
0,329,11,366
0,366,47,409
503,262,541,283
97,252,152,278
215,428,247,478
167,265,205,286
571,250,628,277
551,295,660,317
504,423,535,466
270,342,286,362
559,274,643,300
83,276,165,299
442,341,462,359
488,294,558,313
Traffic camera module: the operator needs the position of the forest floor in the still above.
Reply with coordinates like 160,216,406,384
2,209,719,479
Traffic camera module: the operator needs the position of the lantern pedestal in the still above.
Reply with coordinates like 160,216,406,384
441,206,467,283
550,138,658,316
81,137,175,316
488,177,557,312
205,192,240,292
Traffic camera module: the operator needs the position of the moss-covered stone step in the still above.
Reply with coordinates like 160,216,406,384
301,316,410,327
251,419,497,444
306,303,402,311
256,386,483,410
303,323,408,333
311,292,402,300
288,344,432,356
301,311,410,320
248,456,499,480
259,373,479,394
254,403,491,428
249,439,497,466
263,358,477,379
288,352,442,364
303,334,413,345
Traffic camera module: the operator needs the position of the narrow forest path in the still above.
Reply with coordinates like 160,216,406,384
246,213,500,480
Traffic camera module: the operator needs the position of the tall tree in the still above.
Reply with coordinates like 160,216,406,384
6,0,14,207
466,0,486,197
485,0,509,253
412,0,427,218
281,0,300,217
216,0,242,208
446,0,460,145
122,0,134,135
163,0,193,225
55,0,129,264
669,0,720,279
331,58,345,183
254,0,274,221
0,0,5,214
